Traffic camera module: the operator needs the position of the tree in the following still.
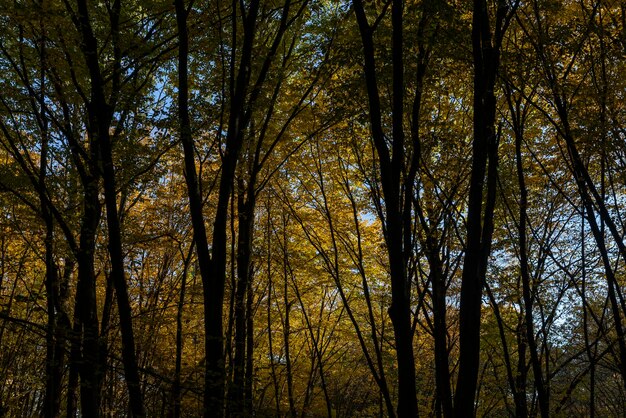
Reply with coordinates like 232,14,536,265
453,0,516,413
349,0,438,413
4,0,626,415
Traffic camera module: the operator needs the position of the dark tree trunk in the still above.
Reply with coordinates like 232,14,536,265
389,3,417,415
34,26,70,417
98,108,146,418
429,247,453,418
284,299,296,418
75,175,103,417
267,278,280,416
204,1,260,408
176,0,298,412
169,249,192,418
42,144,63,418
515,318,528,417
453,0,508,413
173,1,217,416
501,83,532,418
244,279,254,413
52,261,72,418
279,213,298,418
581,207,596,418
352,0,419,414
228,182,255,417
66,281,80,418
265,200,281,416
175,0,264,413
39,46,64,417
71,0,146,414
513,98,549,418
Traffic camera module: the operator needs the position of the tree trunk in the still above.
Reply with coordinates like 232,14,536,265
244,280,254,413
429,247,453,418
228,182,255,417
265,200,281,416
39,52,63,418
170,248,192,418
352,0,419,413
72,0,146,413
98,106,146,418
284,300,296,418
514,100,549,418
75,175,103,417
453,0,507,413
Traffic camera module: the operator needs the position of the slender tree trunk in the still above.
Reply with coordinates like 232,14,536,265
75,175,103,417
226,192,237,387
99,270,114,393
279,212,297,418
98,113,146,418
42,128,62,418
173,2,218,416
72,0,146,413
389,2,418,416
66,294,80,418
32,22,70,416
284,299,296,418
229,182,256,417
267,275,281,417
169,248,192,418
245,278,254,413
429,247,453,418
580,193,626,387
204,5,260,408
176,0,265,413
39,38,63,417
344,146,397,418
53,261,72,417
515,122,549,418
352,0,418,414
501,83,531,418
454,0,507,413
580,206,596,417
515,317,528,417
265,200,281,416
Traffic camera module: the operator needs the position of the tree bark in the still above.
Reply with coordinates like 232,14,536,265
169,247,192,418
511,95,550,418
228,181,256,417
39,37,64,417
74,173,103,417
352,0,419,414
428,246,453,418
173,2,218,415
244,279,254,413
72,0,146,413
453,0,508,413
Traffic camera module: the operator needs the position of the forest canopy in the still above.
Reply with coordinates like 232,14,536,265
1,0,626,416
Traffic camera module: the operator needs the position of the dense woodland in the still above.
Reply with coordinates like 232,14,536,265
1,0,626,415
